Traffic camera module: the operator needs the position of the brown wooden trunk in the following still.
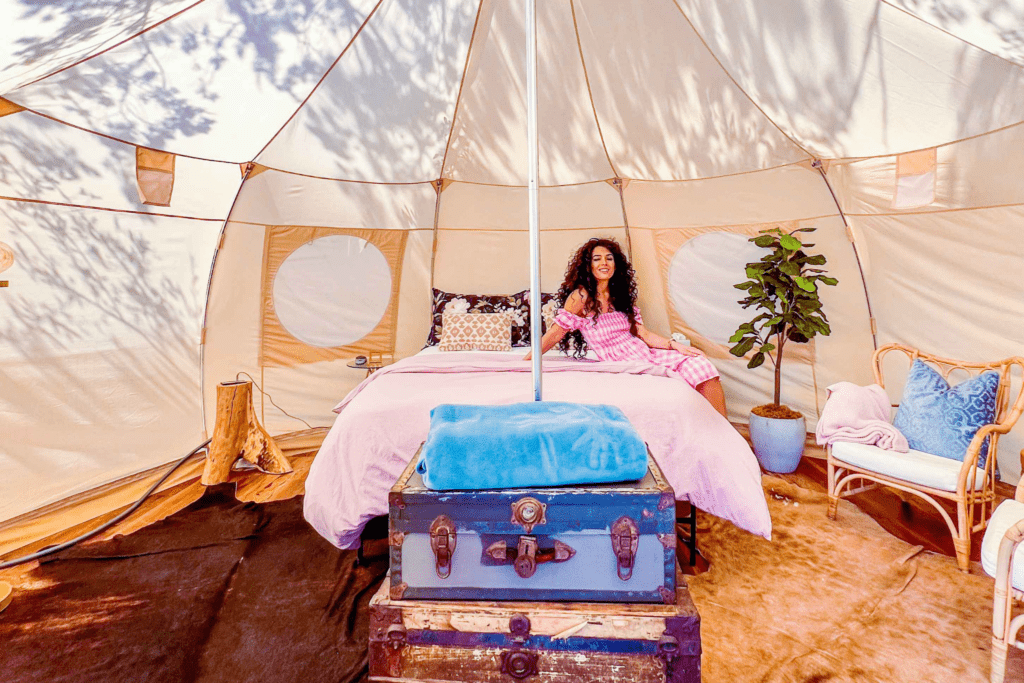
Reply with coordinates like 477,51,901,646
201,380,291,486
368,572,700,683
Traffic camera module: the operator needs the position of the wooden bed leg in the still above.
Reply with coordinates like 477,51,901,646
201,380,292,486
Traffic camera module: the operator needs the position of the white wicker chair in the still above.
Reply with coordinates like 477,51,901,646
827,344,1024,572
986,454,1024,683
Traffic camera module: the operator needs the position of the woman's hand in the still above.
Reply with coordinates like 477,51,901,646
670,340,704,357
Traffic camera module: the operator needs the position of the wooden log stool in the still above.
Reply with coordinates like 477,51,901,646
201,380,292,486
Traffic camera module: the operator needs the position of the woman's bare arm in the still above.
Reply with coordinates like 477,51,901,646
637,324,704,357
523,323,567,361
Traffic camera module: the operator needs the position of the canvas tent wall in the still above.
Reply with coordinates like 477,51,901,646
0,0,1022,536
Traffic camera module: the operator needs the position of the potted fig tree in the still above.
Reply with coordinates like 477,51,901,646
729,227,837,473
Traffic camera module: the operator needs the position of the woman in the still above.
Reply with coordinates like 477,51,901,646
525,238,728,418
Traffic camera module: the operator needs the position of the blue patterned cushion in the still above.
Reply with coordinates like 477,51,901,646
893,360,999,466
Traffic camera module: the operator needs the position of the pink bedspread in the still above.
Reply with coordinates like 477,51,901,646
303,354,772,548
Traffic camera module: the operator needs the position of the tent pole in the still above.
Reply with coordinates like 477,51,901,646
812,161,878,350
527,0,542,401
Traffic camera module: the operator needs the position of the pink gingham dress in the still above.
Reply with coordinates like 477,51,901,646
554,306,719,389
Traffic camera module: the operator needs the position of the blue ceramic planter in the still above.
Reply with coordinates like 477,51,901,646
748,411,806,473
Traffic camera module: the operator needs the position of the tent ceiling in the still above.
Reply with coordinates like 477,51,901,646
3,0,1023,184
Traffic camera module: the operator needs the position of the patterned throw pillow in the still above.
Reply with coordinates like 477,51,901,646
892,359,1000,466
512,290,561,345
438,311,513,352
426,290,525,347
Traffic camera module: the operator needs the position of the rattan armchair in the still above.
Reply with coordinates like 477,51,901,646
989,468,1024,683
826,344,1024,572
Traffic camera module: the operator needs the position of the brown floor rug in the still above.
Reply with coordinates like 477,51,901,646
689,476,1008,682
0,479,1016,682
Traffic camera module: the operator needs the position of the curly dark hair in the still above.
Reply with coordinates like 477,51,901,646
556,238,639,359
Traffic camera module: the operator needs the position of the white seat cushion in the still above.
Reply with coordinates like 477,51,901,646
982,499,1024,588
831,441,987,492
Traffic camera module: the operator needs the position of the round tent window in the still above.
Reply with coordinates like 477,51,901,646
272,235,391,348
668,232,765,346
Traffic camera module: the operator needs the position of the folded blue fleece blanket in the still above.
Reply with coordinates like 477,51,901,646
418,402,648,490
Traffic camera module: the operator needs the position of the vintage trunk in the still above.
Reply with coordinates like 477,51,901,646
368,571,701,683
388,451,676,603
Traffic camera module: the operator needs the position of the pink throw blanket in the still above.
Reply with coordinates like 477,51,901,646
303,353,772,548
815,382,909,452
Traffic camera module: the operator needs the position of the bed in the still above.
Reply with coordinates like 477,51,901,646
303,348,773,549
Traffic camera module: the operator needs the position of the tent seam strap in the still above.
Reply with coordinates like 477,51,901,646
438,0,487,179
5,0,209,94
879,0,1024,71
251,0,387,162
569,0,618,178
0,194,223,221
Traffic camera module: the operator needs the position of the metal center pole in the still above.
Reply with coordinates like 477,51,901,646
526,0,542,401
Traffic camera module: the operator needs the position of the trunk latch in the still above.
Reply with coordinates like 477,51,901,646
611,516,639,580
429,514,457,579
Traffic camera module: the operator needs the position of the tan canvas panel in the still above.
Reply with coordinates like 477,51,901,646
6,0,383,161
260,226,407,368
432,227,628,295
677,0,1024,158
228,169,437,230
573,0,808,180
393,229,434,358
256,0,478,181
202,221,267,431
441,0,614,186
624,164,836,229
852,207,1024,479
830,123,1024,215
437,181,621,231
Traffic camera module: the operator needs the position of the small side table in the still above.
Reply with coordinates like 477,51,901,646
347,359,388,378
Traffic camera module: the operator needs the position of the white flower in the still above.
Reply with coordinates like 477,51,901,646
542,299,558,317
444,298,470,315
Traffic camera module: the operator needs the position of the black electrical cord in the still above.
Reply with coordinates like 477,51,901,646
0,439,212,570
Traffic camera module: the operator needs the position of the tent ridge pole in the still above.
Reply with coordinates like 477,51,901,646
527,0,542,401
812,160,878,350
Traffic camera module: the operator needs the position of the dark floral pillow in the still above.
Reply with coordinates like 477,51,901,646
426,289,523,347
511,290,561,346
426,289,563,348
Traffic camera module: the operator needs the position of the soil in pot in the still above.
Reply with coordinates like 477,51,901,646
752,403,803,420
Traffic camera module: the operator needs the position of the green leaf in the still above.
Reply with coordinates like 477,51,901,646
745,265,761,279
791,227,816,233
787,330,810,343
728,329,748,344
733,281,753,290
765,316,783,327
762,343,776,352
730,338,755,357
819,276,838,286
753,235,776,248
779,234,802,251
748,352,766,369
794,276,817,292
779,261,800,277
802,254,827,266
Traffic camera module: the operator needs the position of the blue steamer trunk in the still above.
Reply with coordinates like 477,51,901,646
388,449,677,603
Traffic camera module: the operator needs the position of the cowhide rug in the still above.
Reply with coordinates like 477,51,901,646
689,476,1008,683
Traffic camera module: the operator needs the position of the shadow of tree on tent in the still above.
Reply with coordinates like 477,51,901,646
0,0,458,521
